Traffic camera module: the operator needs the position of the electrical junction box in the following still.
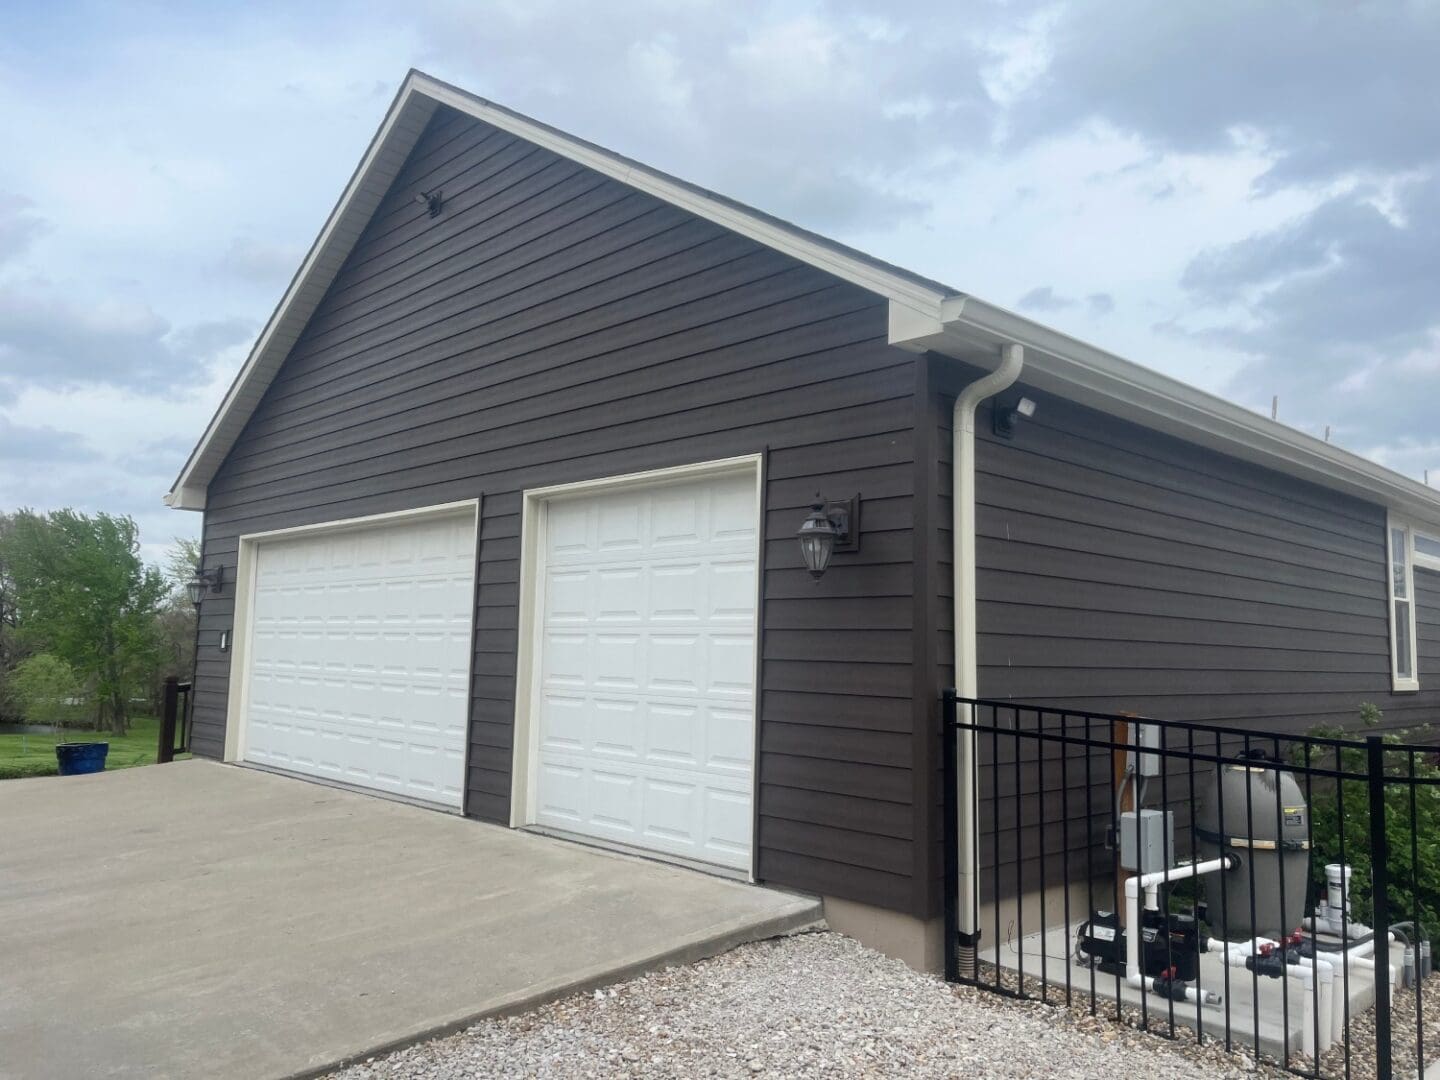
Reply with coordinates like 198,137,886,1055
1129,721,1164,777
1119,809,1174,872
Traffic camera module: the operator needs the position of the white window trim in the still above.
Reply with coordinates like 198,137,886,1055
1387,512,1421,693
1416,526,1440,573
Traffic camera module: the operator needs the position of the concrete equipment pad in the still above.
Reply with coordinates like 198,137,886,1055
0,761,820,1079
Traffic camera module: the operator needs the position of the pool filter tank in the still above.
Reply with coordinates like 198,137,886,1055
1195,754,1310,939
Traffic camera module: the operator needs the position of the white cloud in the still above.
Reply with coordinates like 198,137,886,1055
0,0,1435,558
217,236,307,286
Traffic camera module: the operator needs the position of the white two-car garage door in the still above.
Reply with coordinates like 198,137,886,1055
530,468,759,872
241,508,477,808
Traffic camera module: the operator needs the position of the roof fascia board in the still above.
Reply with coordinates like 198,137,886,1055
893,295,1440,530
410,75,950,321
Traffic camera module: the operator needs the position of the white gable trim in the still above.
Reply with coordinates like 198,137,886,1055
165,72,950,508
167,70,1440,530
414,78,952,319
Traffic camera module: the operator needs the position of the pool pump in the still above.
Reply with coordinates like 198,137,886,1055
1063,728,1407,1060
1077,908,1207,982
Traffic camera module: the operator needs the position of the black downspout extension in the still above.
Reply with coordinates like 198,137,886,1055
1367,735,1392,1080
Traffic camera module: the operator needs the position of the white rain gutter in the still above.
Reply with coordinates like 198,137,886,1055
953,341,1024,956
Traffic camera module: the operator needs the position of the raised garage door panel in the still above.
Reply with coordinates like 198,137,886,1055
243,511,476,808
535,471,758,870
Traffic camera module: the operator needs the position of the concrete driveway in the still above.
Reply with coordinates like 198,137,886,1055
0,760,820,1079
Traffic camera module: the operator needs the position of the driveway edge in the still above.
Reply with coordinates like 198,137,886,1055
287,898,825,1079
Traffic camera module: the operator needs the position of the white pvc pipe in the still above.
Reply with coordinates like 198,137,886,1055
1218,938,1337,1056
1315,960,1335,1057
1136,856,1232,912
1326,863,1352,914
1132,856,1232,892
1348,938,1398,989
1123,971,1219,1005
1306,909,1372,939
953,343,1024,945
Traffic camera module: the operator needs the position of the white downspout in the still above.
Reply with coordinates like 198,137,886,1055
954,342,1024,963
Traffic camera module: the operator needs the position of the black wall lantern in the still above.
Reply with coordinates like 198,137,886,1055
186,565,224,608
796,494,860,581
993,395,1037,439
415,189,444,218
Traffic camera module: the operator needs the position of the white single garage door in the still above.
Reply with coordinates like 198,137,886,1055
534,470,759,871
242,509,476,808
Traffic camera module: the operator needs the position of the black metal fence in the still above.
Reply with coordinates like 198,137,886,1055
942,692,1440,1079
157,676,193,764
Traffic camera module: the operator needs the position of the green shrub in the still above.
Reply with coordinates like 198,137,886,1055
0,758,58,780
1298,704,1440,936
8,654,81,728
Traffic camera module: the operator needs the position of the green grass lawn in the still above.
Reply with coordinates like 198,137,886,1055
0,715,188,780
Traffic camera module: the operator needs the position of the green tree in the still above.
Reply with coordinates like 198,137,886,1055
163,536,202,591
9,653,79,729
148,536,201,713
1,510,167,734
0,512,21,720
1298,704,1440,933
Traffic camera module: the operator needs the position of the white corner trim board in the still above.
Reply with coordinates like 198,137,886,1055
510,455,764,878
223,499,481,810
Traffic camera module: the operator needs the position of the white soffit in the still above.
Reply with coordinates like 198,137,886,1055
901,295,1440,530
166,69,1440,529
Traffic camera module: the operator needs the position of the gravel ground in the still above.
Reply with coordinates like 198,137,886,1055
329,931,1288,1079
1311,967,1440,1080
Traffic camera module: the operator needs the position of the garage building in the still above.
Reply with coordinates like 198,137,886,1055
168,70,1440,970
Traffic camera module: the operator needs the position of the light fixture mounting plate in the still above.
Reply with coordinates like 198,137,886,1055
824,495,861,553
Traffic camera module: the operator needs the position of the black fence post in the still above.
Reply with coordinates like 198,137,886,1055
1367,734,1392,1080
158,676,179,765
942,690,959,983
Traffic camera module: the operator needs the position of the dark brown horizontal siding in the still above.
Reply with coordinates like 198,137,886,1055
926,364,1428,732
193,105,923,914
928,359,1440,915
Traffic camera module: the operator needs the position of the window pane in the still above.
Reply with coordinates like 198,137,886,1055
1417,533,1440,560
1396,600,1413,679
1392,527,1409,599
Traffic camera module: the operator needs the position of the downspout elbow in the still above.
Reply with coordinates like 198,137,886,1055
953,343,1026,440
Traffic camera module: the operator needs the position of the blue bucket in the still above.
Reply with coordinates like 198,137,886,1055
55,742,109,776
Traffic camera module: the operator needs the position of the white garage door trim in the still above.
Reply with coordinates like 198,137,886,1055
511,456,763,880
223,499,481,811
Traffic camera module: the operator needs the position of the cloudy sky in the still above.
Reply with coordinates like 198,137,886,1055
1,1,1437,564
